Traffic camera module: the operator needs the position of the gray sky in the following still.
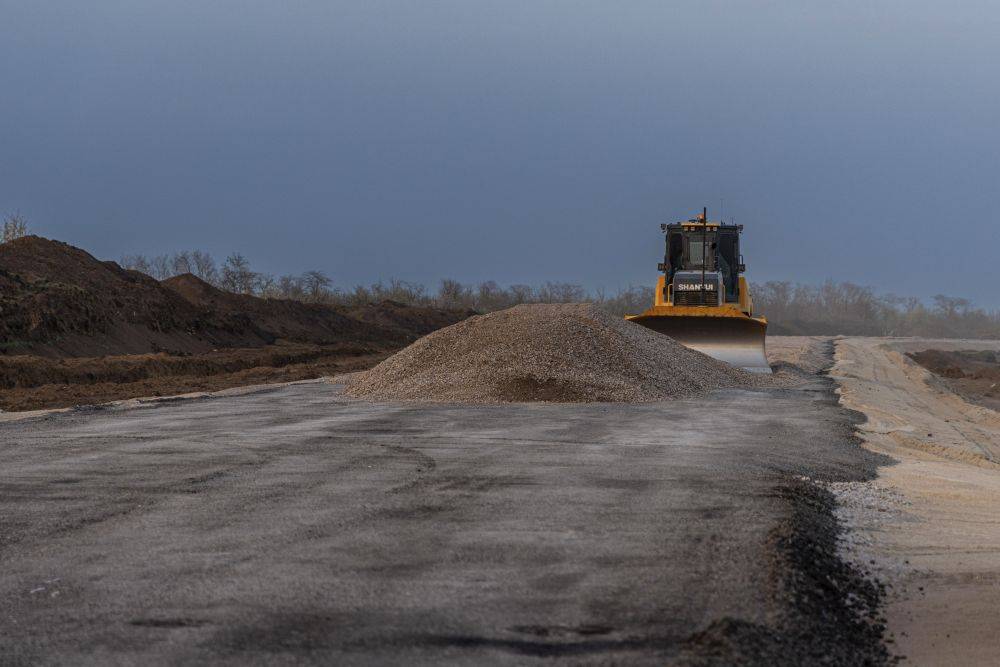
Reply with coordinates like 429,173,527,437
2,1,999,304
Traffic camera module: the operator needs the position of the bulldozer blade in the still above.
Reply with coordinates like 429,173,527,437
628,314,771,374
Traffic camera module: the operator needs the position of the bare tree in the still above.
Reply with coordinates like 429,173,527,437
598,285,654,316
438,279,471,309
149,255,171,280
255,273,278,297
191,250,218,285
171,251,193,276
2,212,28,243
302,270,333,302
536,281,586,303
344,284,372,306
221,253,256,294
508,284,534,305
399,279,428,303
932,295,971,318
476,280,509,311
277,274,306,300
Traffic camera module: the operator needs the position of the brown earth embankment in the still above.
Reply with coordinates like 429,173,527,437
907,348,1000,412
0,343,391,412
0,236,469,410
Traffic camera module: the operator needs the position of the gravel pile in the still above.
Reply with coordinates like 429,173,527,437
345,303,768,403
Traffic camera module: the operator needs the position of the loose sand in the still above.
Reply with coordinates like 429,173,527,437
346,303,768,403
830,337,1000,666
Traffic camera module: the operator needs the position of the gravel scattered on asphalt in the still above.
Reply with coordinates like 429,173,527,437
345,303,770,403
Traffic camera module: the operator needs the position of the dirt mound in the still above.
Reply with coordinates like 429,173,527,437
0,342,390,412
0,237,467,358
346,299,478,338
163,274,393,346
346,303,766,403
908,348,1000,412
0,236,266,356
165,275,466,344
908,348,1000,379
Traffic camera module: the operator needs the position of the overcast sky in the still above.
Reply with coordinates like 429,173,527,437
2,1,998,304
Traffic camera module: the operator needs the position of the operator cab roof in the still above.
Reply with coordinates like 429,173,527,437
661,218,743,233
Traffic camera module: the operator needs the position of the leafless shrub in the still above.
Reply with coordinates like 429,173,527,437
221,253,256,294
2,212,28,243
120,253,152,274
367,278,430,305
438,279,472,309
343,284,373,306
170,251,192,276
595,285,655,317
475,280,510,311
508,284,534,304
255,273,278,297
191,251,218,284
276,274,306,300
536,281,587,303
121,250,220,285
302,270,333,302
149,255,171,280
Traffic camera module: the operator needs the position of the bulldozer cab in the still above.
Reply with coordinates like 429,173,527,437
661,221,742,304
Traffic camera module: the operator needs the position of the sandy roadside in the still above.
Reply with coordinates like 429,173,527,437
830,337,1000,665
766,335,835,375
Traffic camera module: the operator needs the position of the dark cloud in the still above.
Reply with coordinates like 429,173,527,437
2,2,998,303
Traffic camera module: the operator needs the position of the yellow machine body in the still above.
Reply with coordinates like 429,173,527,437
626,217,770,373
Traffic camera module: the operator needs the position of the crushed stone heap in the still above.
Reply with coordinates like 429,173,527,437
345,303,767,403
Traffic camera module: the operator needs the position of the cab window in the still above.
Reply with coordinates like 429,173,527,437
684,232,715,270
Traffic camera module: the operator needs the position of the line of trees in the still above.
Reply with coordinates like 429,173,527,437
116,249,654,312
116,250,1000,339
753,281,1000,338
7,214,1000,337
118,251,334,300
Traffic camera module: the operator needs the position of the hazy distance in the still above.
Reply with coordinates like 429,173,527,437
2,1,998,304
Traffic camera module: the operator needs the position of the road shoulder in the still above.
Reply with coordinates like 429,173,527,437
830,337,1000,666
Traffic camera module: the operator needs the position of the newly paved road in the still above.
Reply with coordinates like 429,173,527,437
0,378,883,665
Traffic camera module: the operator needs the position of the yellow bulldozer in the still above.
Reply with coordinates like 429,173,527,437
626,209,770,373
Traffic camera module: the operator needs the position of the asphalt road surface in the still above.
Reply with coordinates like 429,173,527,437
0,377,888,665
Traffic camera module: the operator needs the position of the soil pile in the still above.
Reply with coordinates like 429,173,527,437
162,274,461,346
908,348,1000,412
346,303,766,403
0,236,256,356
345,299,478,339
908,348,1000,380
0,237,471,409
0,342,388,412
0,237,466,358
